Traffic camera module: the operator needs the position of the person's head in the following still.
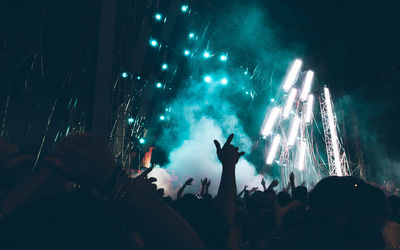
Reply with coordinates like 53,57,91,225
293,186,308,204
277,191,291,207
309,176,387,249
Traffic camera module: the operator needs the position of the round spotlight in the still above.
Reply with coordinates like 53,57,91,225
181,5,189,12
220,78,228,85
156,82,163,88
127,117,134,124
121,72,128,78
271,98,275,102
139,138,145,144
161,63,168,70
150,39,158,47
184,50,190,56
155,13,162,21
244,71,248,75
159,115,165,121
188,32,195,39
204,76,212,83
136,76,141,80
220,55,227,61
203,51,211,58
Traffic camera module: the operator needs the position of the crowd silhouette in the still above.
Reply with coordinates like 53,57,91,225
0,133,400,250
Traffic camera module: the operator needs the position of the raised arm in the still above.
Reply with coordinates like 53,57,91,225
237,185,248,198
200,178,207,196
214,133,245,225
177,178,193,200
289,172,295,194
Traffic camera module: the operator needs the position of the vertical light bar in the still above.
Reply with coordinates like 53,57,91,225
261,107,281,136
282,59,302,91
324,87,343,176
283,88,297,119
297,140,307,170
266,135,281,165
287,116,300,146
300,70,314,100
305,94,314,123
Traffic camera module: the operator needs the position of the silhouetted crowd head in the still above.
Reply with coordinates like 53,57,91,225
0,133,400,250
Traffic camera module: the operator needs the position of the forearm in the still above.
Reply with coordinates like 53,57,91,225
216,165,236,224
120,183,206,250
177,184,187,199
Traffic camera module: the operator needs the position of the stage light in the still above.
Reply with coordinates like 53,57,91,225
139,138,145,144
283,88,297,119
244,71,248,75
188,32,195,39
203,51,211,58
121,72,128,78
297,140,307,170
305,94,314,123
245,91,249,95
266,135,281,165
287,116,300,146
324,87,343,176
300,70,314,100
184,50,190,56
220,78,228,85
271,98,275,102
181,5,189,12
162,63,168,70
150,39,158,47
136,76,141,80
220,54,227,61
204,75,212,83
160,115,165,121
155,13,162,21
282,59,302,91
156,82,163,88
261,107,281,136
128,117,134,124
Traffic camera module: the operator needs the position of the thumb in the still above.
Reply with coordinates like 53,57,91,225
213,140,221,152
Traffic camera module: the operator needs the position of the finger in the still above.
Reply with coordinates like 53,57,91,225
148,177,157,183
239,151,245,156
224,133,234,146
213,140,221,152
138,166,154,179
234,147,239,152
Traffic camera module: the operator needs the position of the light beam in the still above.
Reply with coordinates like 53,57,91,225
283,88,297,119
282,59,302,91
300,70,314,100
267,135,281,165
305,94,314,123
287,116,300,146
261,107,281,136
324,87,343,176
297,140,307,170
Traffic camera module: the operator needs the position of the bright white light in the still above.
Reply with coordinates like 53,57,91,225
162,63,168,70
282,59,302,91
155,13,162,21
261,107,281,136
203,51,211,58
220,55,227,61
305,94,314,123
156,82,163,88
324,87,343,176
128,117,134,124
220,78,228,85
283,88,297,119
271,98,275,102
188,32,195,39
181,5,189,12
136,76,141,80
244,71,248,75
204,75,212,83
160,115,165,121
300,70,314,100
184,50,190,56
121,72,128,78
297,140,307,170
150,39,158,47
287,116,300,146
267,135,281,165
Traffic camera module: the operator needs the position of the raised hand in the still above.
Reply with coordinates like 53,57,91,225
201,178,208,186
185,178,194,186
133,166,164,197
289,172,294,183
206,179,211,188
213,133,245,168
268,179,279,190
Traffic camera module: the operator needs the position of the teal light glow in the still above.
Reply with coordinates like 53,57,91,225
139,138,145,144
156,82,163,88
155,13,162,21
121,72,128,78
181,5,189,12
162,63,168,70
160,115,165,121
128,117,134,124
203,51,211,58
150,39,158,47
220,55,227,61
220,78,228,85
184,50,190,56
188,33,195,39
204,75,212,83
